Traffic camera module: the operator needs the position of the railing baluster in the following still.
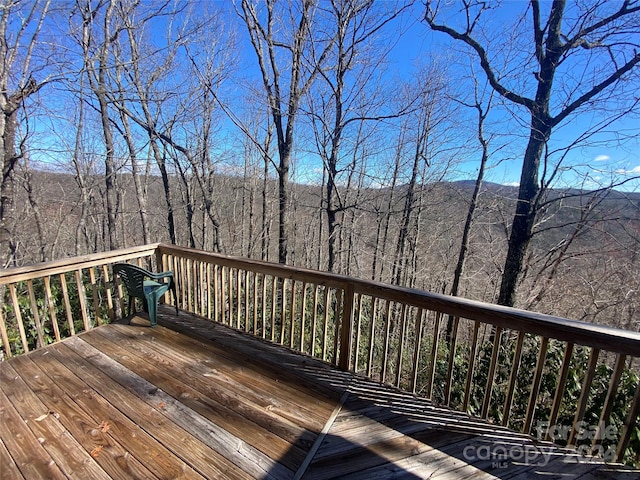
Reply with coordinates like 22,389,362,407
333,288,343,367
338,283,354,371
279,278,287,344
253,272,258,335
88,267,102,326
289,280,297,348
0,308,11,358
524,336,550,433
299,282,308,353
395,303,408,389
261,273,267,339
366,297,379,378
229,267,235,326
591,353,627,454
213,264,220,322
192,260,198,316
220,266,227,324
200,261,207,317
193,259,198,314
425,310,442,400
481,326,503,419
74,269,90,331
206,263,212,320
569,347,600,446
503,330,525,427
463,320,480,412
26,280,45,348
410,307,424,394
545,342,574,440
310,284,319,356
270,276,277,342
228,267,233,324
321,287,330,361
179,256,187,312
237,268,242,329
381,299,392,384
354,293,363,373
190,260,196,315
444,315,460,406
102,264,115,322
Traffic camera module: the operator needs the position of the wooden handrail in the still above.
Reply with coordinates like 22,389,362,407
0,244,160,284
0,244,159,358
157,243,640,357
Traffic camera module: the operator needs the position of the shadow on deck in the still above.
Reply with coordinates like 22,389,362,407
1,306,637,479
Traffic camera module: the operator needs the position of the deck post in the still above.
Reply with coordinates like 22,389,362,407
338,282,355,371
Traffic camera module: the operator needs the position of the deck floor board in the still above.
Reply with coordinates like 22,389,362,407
1,309,638,479
82,324,298,477
9,352,157,480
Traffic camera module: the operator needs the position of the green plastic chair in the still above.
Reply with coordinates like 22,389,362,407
113,263,178,327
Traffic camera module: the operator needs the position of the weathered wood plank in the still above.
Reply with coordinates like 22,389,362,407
10,351,163,480
81,324,298,477
0,437,25,480
156,314,348,409
44,342,208,480
102,321,336,430
0,362,111,479
306,428,479,480
62,337,253,480
0,388,64,480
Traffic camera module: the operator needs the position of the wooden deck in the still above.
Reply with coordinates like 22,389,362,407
1,308,638,479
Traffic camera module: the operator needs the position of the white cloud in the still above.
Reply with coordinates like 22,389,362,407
594,155,610,162
503,182,520,187
615,165,640,175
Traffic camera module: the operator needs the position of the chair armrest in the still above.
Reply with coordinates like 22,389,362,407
147,270,174,281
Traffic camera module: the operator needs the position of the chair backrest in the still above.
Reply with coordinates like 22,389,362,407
113,263,148,298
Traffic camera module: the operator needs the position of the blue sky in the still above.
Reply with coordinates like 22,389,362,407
381,1,640,191
24,0,640,192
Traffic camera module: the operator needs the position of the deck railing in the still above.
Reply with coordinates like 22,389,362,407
2,243,639,465
0,244,160,356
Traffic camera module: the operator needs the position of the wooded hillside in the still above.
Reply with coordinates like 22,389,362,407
12,168,640,331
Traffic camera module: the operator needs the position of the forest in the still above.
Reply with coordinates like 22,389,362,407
1,0,639,331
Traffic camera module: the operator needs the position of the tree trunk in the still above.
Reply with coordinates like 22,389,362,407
261,152,270,261
0,108,19,267
497,122,548,306
372,141,401,282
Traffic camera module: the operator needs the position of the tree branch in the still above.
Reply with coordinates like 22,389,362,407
424,2,534,110
551,51,640,127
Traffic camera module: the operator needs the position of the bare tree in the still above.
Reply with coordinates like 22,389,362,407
425,0,640,306
77,0,123,250
238,0,336,264
389,66,450,286
111,32,151,246
0,0,51,267
449,79,497,300
307,0,412,273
